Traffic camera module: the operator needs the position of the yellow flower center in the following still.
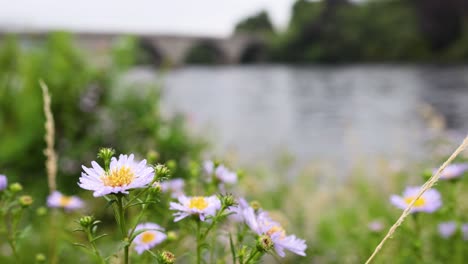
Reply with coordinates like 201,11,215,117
59,196,72,207
188,197,208,210
404,196,426,207
102,166,134,187
141,231,156,243
266,225,286,239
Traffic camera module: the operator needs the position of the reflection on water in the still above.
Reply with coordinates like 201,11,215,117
156,66,468,172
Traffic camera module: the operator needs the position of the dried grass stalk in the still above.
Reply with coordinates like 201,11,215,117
365,135,468,264
40,80,57,193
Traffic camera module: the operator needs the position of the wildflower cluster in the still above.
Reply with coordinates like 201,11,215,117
0,176,33,262
386,162,468,259
72,152,308,263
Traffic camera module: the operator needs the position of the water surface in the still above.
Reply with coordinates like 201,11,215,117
156,65,468,173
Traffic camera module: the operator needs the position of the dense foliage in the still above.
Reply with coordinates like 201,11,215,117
0,33,205,197
234,11,275,35
236,0,468,63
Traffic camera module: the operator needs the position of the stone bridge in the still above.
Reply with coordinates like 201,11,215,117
138,34,267,65
0,32,267,65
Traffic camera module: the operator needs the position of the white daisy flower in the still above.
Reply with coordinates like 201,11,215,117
169,195,221,222
243,207,307,257
133,223,167,255
47,191,84,211
79,154,154,197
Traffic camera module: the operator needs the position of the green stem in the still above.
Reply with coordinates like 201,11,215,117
5,206,20,262
196,220,202,264
86,229,105,264
115,195,129,264
209,233,216,264
412,214,423,262
124,188,151,210
124,247,129,264
237,225,247,245
200,205,228,241
128,194,151,239
7,236,20,262
244,248,259,264
451,181,461,219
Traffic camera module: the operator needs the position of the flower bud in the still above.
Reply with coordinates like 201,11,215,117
220,193,236,208
188,161,200,177
166,231,178,241
158,250,176,264
422,169,433,181
146,150,160,164
97,148,115,171
79,216,94,228
250,200,261,211
237,246,248,259
35,253,46,263
19,195,33,208
97,148,115,161
236,169,245,180
150,181,162,194
256,235,274,252
155,164,170,179
36,207,48,216
9,182,23,193
166,160,177,172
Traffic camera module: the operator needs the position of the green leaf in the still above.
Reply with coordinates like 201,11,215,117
73,243,90,251
90,233,109,242
229,233,237,264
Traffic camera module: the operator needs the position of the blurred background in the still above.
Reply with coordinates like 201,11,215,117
1,0,468,194
0,0,468,188
2,1,468,263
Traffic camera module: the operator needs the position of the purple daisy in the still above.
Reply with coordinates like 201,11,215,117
368,220,384,232
169,195,221,222
461,224,468,241
390,186,442,213
203,160,215,175
438,221,457,239
0,174,7,191
204,160,237,185
435,163,468,180
47,191,84,211
160,178,185,198
214,165,237,184
133,223,167,254
243,207,307,257
227,197,249,222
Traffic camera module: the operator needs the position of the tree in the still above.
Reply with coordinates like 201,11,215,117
234,11,274,34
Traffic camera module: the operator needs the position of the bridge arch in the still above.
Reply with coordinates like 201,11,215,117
239,41,268,64
184,40,227,65
137,38,166,66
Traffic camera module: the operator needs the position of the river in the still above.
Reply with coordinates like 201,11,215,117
128,65,468,175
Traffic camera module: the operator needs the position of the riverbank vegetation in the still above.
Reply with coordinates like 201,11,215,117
237,0,468,63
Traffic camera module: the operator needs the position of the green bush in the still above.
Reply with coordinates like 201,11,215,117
0,32,205,198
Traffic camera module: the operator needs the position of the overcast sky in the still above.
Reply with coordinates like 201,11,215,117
0,0,297,37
